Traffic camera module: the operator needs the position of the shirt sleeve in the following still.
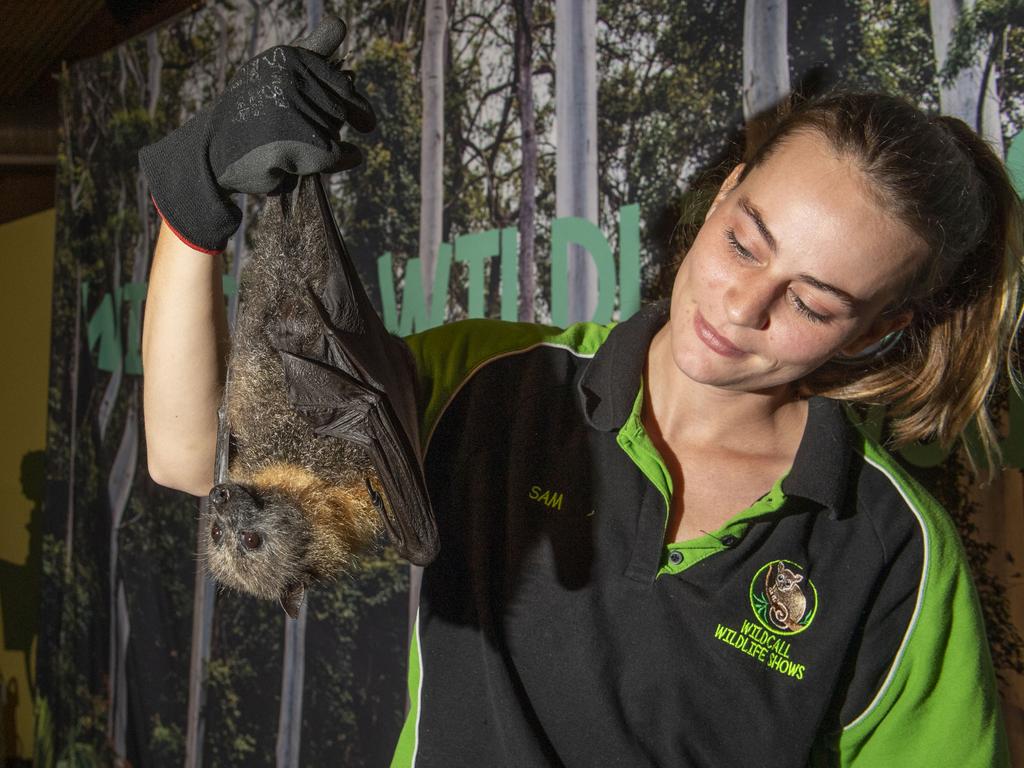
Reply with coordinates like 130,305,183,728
402,318,580,447
822,491,1009,767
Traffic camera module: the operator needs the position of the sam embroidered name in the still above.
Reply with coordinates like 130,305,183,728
528,485,564,510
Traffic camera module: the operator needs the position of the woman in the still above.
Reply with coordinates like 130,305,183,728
140,17,1019,768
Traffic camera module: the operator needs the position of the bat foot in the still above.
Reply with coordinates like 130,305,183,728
280,582,306,619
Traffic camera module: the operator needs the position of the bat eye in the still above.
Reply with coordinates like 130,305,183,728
211,521,223,544
241,531,263,550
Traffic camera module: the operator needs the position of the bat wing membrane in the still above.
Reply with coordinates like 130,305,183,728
273,175,439,566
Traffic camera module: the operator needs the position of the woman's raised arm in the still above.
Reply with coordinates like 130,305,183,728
136,14,375,496
142,223,229,496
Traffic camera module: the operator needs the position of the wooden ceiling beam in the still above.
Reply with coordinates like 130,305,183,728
0,0,200,224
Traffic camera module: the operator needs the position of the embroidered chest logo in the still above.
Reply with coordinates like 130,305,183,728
751,560,818,635
711,559,818,682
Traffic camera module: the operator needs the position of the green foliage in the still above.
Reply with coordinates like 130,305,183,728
942,0,1023,82
1002,28,1024,138
301,551,408,766
33,687,115,768
942,0,1024,145
148,714,185,766
33,696,54,768
202,600,281,768
337,35,423,309
752,591,769,625
597,0,743,300
854,0,939,107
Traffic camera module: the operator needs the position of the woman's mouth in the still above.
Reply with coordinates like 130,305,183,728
694,311,745,358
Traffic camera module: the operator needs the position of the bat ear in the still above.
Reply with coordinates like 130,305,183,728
279,582,306,619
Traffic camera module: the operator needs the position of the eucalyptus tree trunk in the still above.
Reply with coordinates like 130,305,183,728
141,31,162,276
276,600,309,768
929,0,1004,156
419,0,446,309
65,262,81,576
742,0,789,152
61,72,80,576
146,32,162,116
555,0,598,324
228,5,265,327
97,181,126,442
185,403,230,768
105,29,164,762
305,0,322,30
184,529,215,768
106,385,139,763
515,0,537,323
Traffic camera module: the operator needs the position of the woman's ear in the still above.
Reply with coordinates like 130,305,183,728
705,164,745,221
839,310,913,358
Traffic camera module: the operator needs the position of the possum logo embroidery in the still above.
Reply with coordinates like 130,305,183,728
749,560,818,636
712,560,814,679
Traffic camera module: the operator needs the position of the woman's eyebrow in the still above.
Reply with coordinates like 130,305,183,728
798,273,858,308
739,196,777,254
739,195,859,308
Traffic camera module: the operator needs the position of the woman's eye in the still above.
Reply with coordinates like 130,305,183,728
788,290,828,324
725,228,757,262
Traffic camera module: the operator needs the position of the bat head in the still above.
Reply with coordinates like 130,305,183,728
204,481,314,617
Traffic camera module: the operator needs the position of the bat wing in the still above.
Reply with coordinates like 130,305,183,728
274,175,439,566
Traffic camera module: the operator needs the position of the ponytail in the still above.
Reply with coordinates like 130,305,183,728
743,94,1024,471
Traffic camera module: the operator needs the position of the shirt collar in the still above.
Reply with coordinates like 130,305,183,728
577,300,854,513
578,299,670,432
781,397,853,514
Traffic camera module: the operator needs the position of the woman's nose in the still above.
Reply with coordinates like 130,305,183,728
723,276,772,330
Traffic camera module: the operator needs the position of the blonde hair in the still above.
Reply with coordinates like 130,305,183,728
740,93,1023,468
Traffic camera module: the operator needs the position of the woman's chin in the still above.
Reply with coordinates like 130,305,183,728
670,345,803,396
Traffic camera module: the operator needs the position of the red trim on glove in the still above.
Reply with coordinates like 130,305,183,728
150,195,225,255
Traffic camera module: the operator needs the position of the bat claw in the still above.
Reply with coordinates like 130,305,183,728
365,477,385,513
280,582,306,619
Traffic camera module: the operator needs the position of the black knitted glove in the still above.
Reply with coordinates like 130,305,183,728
138,15,375,253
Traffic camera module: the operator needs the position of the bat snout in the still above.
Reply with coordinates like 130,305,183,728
209,484,231,504
207,483,267,547
208,482,259,514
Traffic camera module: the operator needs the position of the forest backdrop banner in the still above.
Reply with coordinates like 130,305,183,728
35,0,1024,765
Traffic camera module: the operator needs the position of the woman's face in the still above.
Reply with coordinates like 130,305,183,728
666,129,926,395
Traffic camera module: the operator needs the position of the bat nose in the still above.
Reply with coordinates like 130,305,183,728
209,484,231,505
207,483,260,525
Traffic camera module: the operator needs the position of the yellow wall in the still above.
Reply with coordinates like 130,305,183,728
0,208,54,761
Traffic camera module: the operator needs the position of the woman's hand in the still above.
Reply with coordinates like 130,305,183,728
138,14,375,253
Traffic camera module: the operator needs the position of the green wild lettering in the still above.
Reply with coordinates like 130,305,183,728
550,217,617,327
377,206,643,334
82,277,237,375
377,243,453,336
84,282,121,372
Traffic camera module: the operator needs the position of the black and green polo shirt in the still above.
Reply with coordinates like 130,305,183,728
391,301,1007,767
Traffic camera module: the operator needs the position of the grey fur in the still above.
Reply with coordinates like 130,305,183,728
202,181,381,608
